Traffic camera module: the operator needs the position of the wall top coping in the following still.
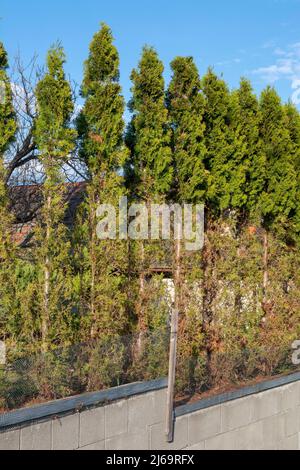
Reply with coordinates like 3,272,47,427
0,377,167,431
1,369,300,431
175,370,300,417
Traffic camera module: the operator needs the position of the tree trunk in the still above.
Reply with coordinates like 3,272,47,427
174,233,182,316
263,229,268,301
202,221,215,387
165,221,181,442
42,194,51,352
136,241,146,354
90,192,96,339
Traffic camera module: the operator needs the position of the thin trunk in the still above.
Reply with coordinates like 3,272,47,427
202,220,215,386
42,194,51,352
136,241,146,354
174,234,181,315
165,223,181,442
263,229,268,301
90,199,96,339
165,305,178,442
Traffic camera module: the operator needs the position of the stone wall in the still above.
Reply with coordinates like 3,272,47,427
1,373,300,450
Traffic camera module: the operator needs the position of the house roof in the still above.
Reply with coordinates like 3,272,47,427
9,181,87,246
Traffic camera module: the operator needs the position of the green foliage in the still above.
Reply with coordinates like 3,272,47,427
231,79,265,216
167,56,207,203
78,23,126,175
77,23,129,337
284,101,300,238
259,87,297,229
0,42,16,157
126,46,173,198
0,43,17,349
2,29,300,408
35,45,76,161
34,45,77,350
202,68,234,213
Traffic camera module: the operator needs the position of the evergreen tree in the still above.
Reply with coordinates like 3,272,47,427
167,56,207,203
125,46,172,341
166,56,207,392
0,42,16,259
200,69,233,376
259,87,297,305
34,45,77,351
259,87,297,229
0,42,16,157
202,68,233,214
230,78,264,219
126,46,173,199
77,23,128,340
0,42,17,347
284,101,300,238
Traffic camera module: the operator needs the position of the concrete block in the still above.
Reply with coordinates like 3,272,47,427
278,434,299,450
252,388,281,421
281,382,300,411
79,406,104,447
149,417,188,450
234,421,264,450
128,390,166,433
185,442,205,450
262,413,285,449
221,396,255,432
20,421,51,450
153,388,167,413
262,443,278,450
0,429,20,450
205,431,236,450
105,399,127,438
105,431,149,450
284,407,300,437
78,440,105,450
52,413,79,450
188,405,221,444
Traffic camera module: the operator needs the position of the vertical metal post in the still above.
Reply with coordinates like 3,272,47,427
166,217,181,442
165,307,178,442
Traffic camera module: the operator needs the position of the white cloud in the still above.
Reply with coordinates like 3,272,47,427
253,42,300,105
216,57,241,67
292,79,300,104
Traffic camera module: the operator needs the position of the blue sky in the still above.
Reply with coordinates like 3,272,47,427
2,0,300,111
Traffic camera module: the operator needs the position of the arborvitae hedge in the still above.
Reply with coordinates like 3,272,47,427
1,26,300,408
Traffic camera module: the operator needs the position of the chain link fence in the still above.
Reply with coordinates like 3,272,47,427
1,328,300,414
0,327,170,413
175,343,300,403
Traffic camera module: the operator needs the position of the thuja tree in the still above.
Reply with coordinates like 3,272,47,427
126,46,173,199
249,89,300,372
0,43,16,157
34,45,77,352
259,87,297,230
197,69,233,385
0,43,17,348
125,46,172,343
211,87,300,385
259,87,297,303
166,56,207,391
284,101,300,239
211,79,265,368
202,68,233,214
167,56,207,202
76,24,129,357
230,79,265,220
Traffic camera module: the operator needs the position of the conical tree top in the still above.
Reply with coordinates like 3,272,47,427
82,23,120,95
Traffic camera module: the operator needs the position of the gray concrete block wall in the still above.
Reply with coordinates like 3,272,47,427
182,381,300,450
1,378,300,450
